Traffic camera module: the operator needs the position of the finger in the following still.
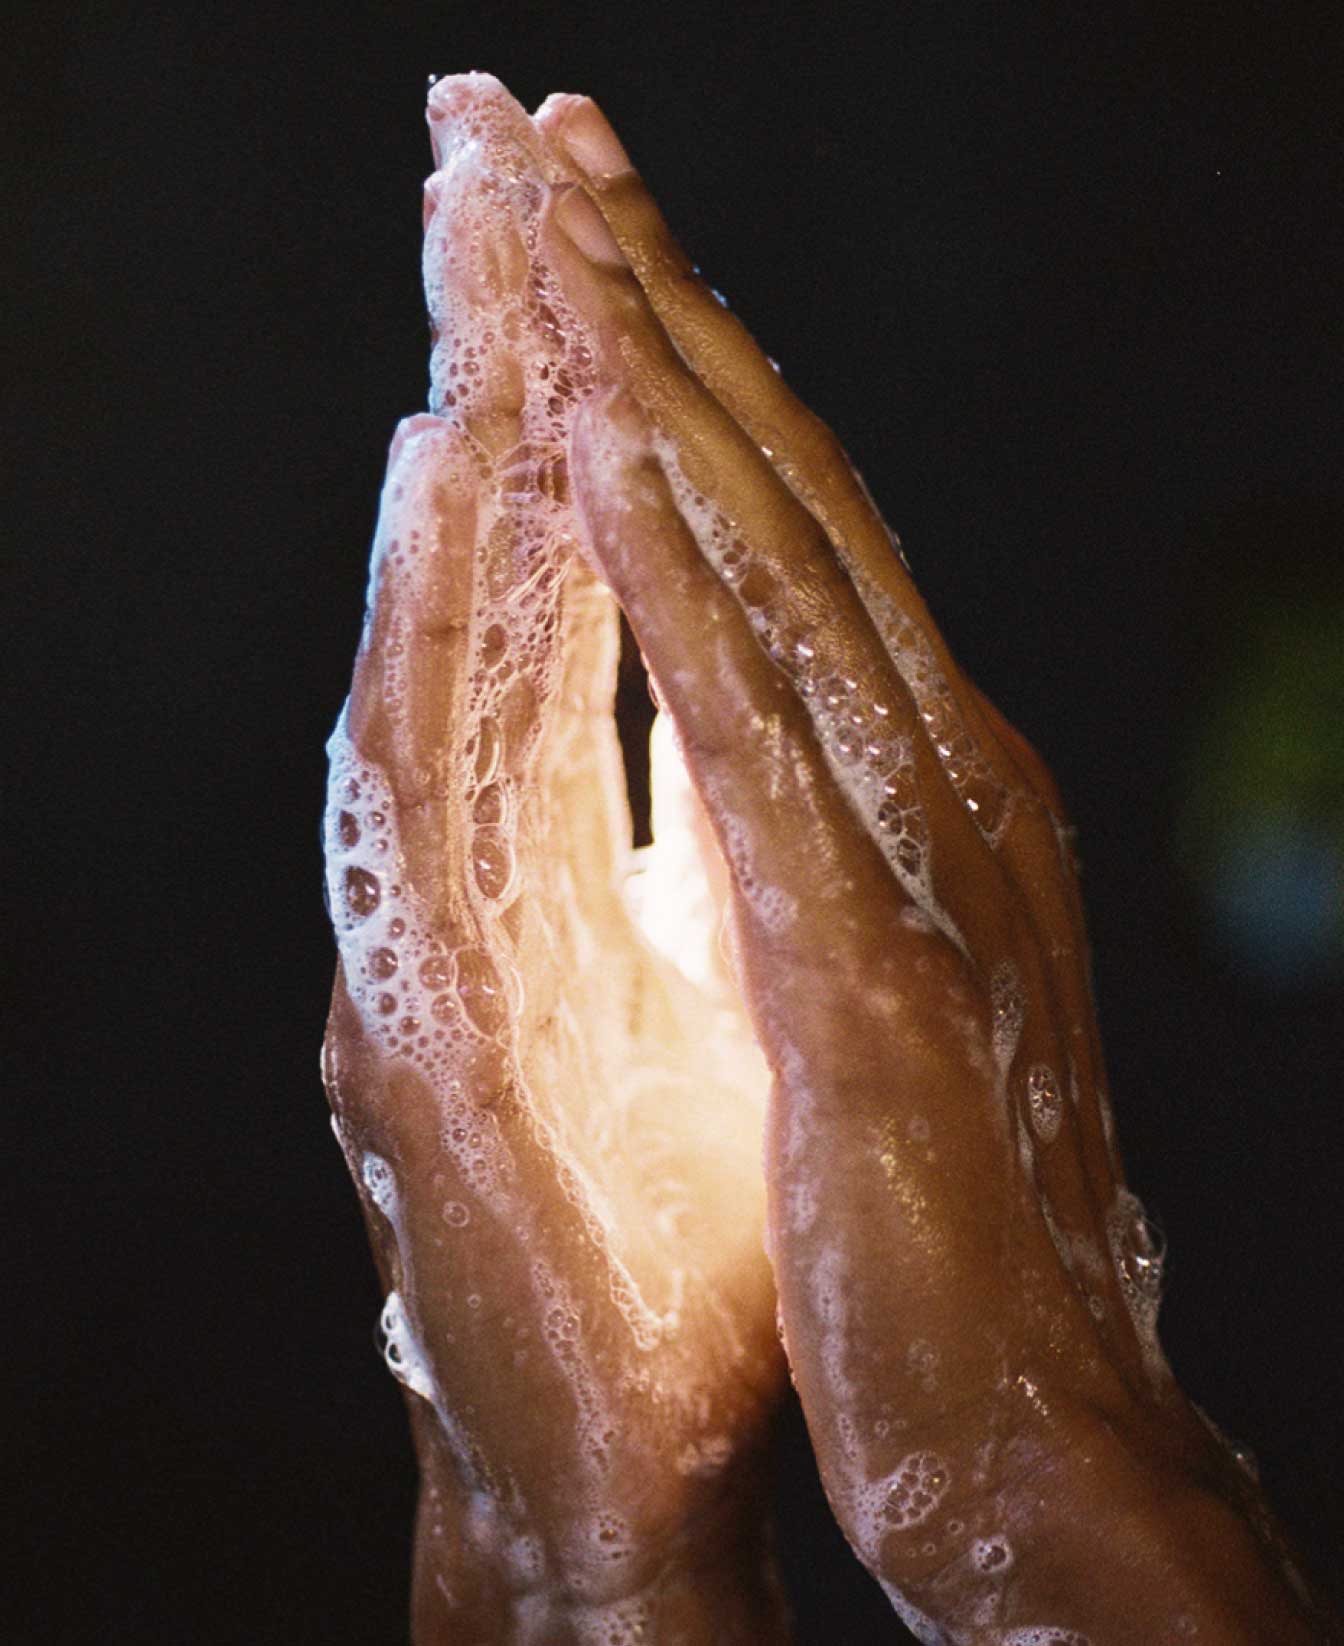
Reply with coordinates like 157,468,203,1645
537,91,888,566
535,98,1011,808
424,73,556,447
329,75,543,929
420,75,637,957
328,416,480,934
545,192,1020,969
536,101,1076,890
571,387,980,1047
540,96,1118,1194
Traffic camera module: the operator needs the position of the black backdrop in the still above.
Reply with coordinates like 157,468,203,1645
11,2,1342,1640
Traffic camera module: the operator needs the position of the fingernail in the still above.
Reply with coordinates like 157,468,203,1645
552,185,629,267
556,99,633,181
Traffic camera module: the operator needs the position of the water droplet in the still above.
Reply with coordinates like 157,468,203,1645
882,767,919,808
1108,1188,1165,1335
369,947,399,980
736,562,778,609
877,799,903,832
336,811,361,848
474,716,501,785
473,782,505,825
472,827,515,900
895,837,923,876
344,866,381,921
480,624,508,668
379,1291,436,1401
456,946,509,1035
361,1152,397,1217
418,953,454,991
442,1201,470,1227
971,1535,1013,1572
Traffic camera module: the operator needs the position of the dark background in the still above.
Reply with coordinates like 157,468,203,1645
10,1,1342,1639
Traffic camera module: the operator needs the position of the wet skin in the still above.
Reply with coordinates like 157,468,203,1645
322,75,1338,1645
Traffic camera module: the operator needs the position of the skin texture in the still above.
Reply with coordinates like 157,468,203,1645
323,75,1339,1644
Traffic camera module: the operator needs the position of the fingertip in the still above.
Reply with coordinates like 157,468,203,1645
427,68,508,110
381,416,478,532
536,94,633,183
425,71,531,170
532,90,586,133
387,412,452,471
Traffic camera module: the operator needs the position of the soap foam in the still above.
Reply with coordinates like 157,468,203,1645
989,960,1025,1071
852,578,1016,850
852,1449,953,1563
361,1151,399,1219
999,1630,1092,1645
380,1289,438,1404
1106,1186,1168,1381
1024,1063,1062,1144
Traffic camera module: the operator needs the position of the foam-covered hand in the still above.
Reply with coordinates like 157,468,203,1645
537,93,1335,1646
321,77,789,1644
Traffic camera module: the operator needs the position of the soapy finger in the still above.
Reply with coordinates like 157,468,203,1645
328,416,481,928
544,189,1020,965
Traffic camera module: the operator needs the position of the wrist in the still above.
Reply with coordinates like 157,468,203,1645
409,1465,794,1645
412,1523,792,1645
950,1393,1330,1643
846,1380,1334,1644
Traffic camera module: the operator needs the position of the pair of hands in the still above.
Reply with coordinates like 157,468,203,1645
321,75,1329,1644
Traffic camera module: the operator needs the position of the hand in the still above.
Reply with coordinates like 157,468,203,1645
534,93,1338,1644
321,77,789,1643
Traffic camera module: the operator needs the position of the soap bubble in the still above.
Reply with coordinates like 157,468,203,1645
1026,1064,1062,1143
344,865,381,921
